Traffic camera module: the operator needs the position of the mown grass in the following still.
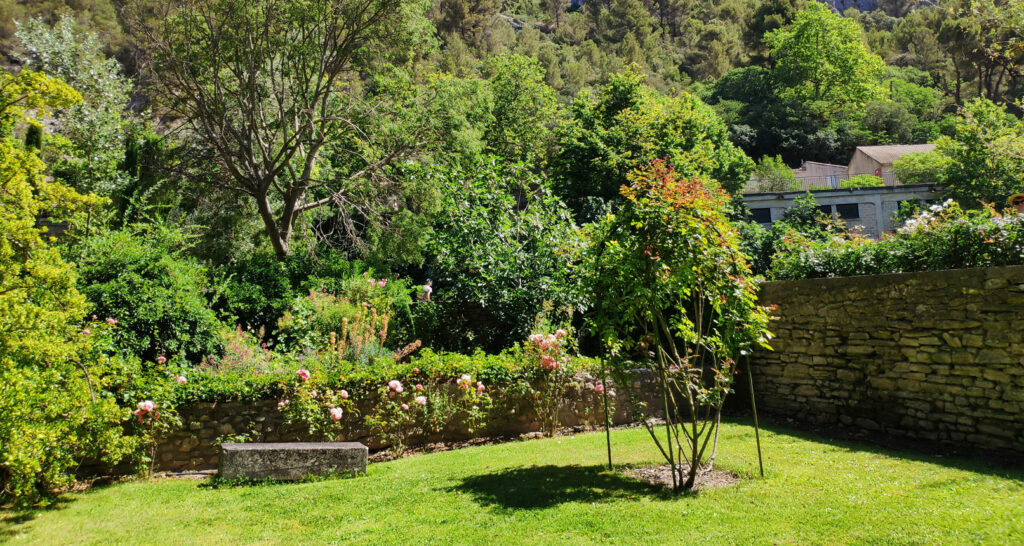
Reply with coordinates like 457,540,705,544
3,420,1022,544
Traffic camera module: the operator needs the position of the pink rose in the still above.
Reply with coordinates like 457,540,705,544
608,390,616,397
388,380,402,392
476,382,485,394
91,314,98,320
415,384,423,391
176,376,187,385
106,317,118,325
296,369,311,381
277,400,289,408
156,356,167,365
594,384,604,393
137,400,156,412
401,403,410,411
82,328,91,335
340,390,349,399
368,278,375,284
330,407,344,421
412,367,420,374
415,396,427,406
377,279,387,287
555,329,566,338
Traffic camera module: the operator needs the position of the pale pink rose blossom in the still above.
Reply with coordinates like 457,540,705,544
340,390,349,399
412,367,419,373
594,384,604,393
330,407,344,421
388,380,402,391
415,384,423,391
106,317,118,325
82,328,91,335
415,396,427,406
277,400,289,408
401,403,410,411
156,356,167,365
176,376,187,385
377,279,387,287
555,329,566,338
138,400,156,412
296,369,311,381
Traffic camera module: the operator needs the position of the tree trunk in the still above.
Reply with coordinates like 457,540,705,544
256,193,290,259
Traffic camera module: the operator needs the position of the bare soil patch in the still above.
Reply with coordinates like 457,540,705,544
623,464,740,491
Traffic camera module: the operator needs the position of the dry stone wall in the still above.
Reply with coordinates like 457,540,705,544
157,374,658,471
751,265,1024,456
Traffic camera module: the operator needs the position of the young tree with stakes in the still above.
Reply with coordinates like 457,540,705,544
585,159,772,491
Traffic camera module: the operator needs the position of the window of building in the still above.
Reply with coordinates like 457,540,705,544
749,207,772,224
816,205,833,216
836,203,860,219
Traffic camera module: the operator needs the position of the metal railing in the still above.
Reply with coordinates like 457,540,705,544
745,172,903,193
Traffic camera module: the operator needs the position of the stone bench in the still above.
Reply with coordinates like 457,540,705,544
218,442,368,480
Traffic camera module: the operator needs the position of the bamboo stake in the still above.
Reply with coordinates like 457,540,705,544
746,355,765,478
602,357,612,470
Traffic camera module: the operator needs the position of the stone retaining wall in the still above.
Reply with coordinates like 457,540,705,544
158,374,658,471
751,265,1024,456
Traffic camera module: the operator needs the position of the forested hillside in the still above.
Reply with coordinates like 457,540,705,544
2,0,1020,167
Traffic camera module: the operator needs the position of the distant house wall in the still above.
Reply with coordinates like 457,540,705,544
848,149,883,177
743,184,942,238
793,161,849,190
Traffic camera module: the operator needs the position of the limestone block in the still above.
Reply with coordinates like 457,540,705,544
218,442,368,480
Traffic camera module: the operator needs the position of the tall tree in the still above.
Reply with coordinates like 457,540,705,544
127,0,432,259
765,1,885,115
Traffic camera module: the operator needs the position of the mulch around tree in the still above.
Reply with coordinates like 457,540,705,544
623,465,740,491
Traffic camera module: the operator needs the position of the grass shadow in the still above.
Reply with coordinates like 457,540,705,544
0,496,77,540
726,416,1024,483
449,464,668,510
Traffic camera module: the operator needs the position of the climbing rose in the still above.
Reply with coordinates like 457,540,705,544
608,390,616,397
340,390,349,399
476,382,485,394
555,329,566,338
138,400,156,412
388,380,401,391
412,367,420,373
106,317,118,325
594,384,604,393
377,279,387,287
277,400,289,408
330,407,344,421
296,369,311,381
156,356,167,365
415,396,427,406
401,403,410,411
176,376,187,385
82,328,91,335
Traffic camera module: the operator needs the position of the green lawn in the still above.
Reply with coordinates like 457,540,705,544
3,421,1022,544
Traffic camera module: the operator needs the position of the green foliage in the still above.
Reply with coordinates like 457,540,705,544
275,273,412,363
417,158,586,352
553,69,753,218
481,54,559,166
893,150,950,186
766,1,886,114
737,193,849,275
15,15,133,195
585,159,770,491
840,175,884,188
769,200,1024,279
754,154,799,192
68,224,224,363
0,70,134,506
935,99,1024,207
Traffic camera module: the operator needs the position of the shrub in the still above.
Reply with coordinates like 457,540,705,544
275,272,413,363
418,159,587,352
840,175,884,188
769,200,1024,279
69,223,225,363
754,154,799,192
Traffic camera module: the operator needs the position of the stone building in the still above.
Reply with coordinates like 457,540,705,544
848,144,937,185
742,183,942,239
